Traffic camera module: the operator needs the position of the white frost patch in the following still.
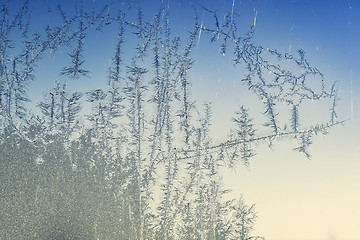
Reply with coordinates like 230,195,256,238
35,156,44,165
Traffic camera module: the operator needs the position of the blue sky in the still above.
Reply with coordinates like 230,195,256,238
207,1,360,239
179,1,360,239
23,0,360,239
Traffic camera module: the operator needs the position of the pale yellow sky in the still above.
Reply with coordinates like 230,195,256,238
187,1,360,237
223,122,360,240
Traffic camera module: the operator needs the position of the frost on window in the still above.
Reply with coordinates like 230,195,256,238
0,0,344,239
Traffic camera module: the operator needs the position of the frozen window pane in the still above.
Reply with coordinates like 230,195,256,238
0,1,358,239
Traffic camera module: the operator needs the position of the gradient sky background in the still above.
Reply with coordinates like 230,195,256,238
23,0,360,239
201,1,360,240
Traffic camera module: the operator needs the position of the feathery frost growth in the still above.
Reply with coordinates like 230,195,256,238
0,0,342,239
